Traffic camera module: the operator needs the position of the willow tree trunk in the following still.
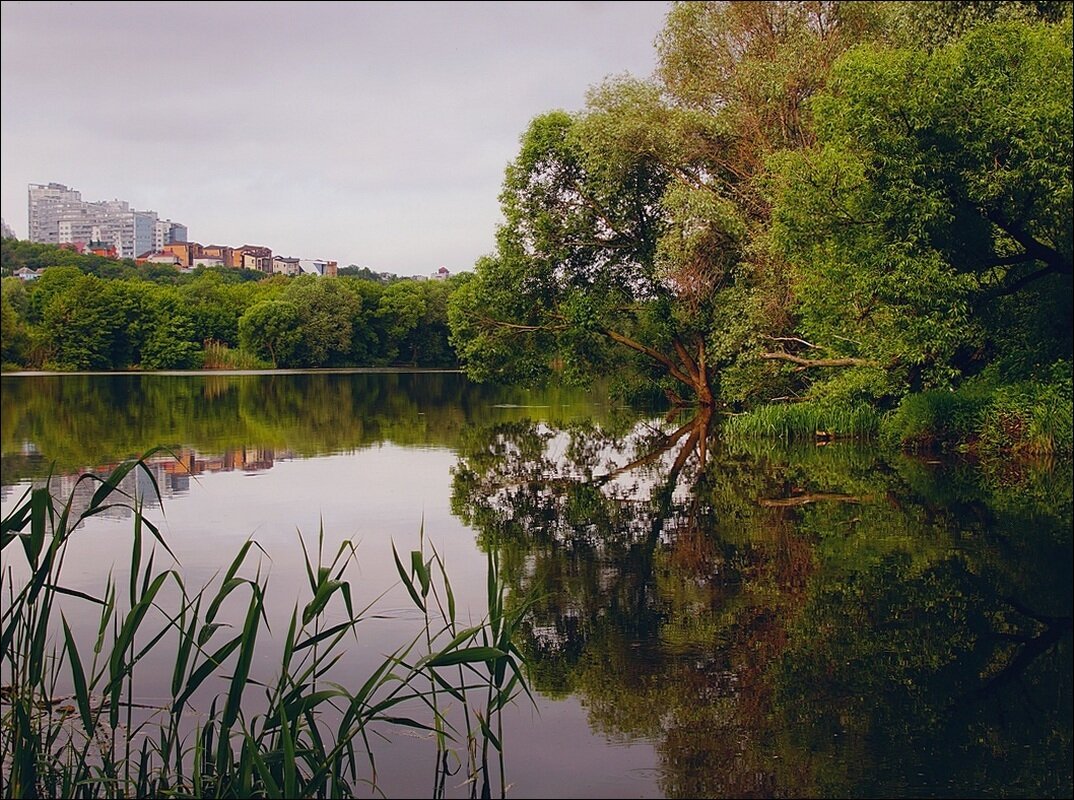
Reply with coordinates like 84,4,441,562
602,329,715,406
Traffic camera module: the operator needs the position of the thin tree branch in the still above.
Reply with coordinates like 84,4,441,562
985,263,1068,299
760,352,879,368
984,210,1072,275
673,339,701,383
602,328,701,392
477,315,568,333
760,493,874,507
765,335,819,349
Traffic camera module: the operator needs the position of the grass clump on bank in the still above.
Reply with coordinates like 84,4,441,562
200,340,271,370
723,361,1072,458
1,452,529,798
724,402,881,441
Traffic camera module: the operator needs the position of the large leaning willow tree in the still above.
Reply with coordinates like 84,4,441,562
449,1,1071,407
449,1,886,406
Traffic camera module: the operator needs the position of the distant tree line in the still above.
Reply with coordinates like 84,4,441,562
1,240,461,370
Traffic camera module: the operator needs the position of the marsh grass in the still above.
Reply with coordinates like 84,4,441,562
201,341,269,371
724,402,881,441
1,451,528,798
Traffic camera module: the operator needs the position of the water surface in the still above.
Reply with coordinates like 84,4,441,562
2,372,1070,798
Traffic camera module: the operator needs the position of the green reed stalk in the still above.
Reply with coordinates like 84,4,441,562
2,452,531,799
724,402,881,441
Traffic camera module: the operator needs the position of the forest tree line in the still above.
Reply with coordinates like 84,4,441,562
1,239,459,370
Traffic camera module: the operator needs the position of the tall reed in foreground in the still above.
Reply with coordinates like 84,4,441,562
393,530,533,799
1,452,528,798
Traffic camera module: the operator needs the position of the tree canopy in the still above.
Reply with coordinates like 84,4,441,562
449,1,1072,413
0,241,462,371
771,18,1073,395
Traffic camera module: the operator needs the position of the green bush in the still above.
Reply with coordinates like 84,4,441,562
880,389,989,451
979,376,1073,456
882,363,1072,456
804,366,898,409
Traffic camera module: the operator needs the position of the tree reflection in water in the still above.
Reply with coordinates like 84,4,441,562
2,374,1069,797
451,411,1073,798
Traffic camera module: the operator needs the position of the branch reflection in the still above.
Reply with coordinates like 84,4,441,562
451,414,1073,798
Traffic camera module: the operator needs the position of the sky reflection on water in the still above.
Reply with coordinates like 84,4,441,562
2,372,1070,798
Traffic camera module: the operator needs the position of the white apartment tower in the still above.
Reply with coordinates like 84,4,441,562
27,182,187,258
154,218,188,251
28,183,85,244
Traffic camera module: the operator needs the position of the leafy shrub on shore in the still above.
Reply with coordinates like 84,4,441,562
879,388,991,451
882,362,1072,456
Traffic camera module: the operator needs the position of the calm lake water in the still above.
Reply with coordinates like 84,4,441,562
2,371,1071,798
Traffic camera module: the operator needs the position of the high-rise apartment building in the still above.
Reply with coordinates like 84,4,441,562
154,218,187,251
28,183,85,244
27,182,187,258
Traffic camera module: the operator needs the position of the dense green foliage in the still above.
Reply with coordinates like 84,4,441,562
447,1,1072,453
1,240,461,370
771,16,1073,398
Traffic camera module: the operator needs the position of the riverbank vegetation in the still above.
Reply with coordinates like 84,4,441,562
448,1,1072,453
1,455,528,798
2,2,1070,458
1,242,460,371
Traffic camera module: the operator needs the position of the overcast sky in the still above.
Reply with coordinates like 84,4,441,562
1,1,670,275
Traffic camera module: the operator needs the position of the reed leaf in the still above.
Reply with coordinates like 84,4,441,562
60,615,95,736
2,452,530,799
424,646,508,668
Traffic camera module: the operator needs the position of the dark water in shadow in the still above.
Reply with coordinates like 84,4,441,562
2,372,1071,798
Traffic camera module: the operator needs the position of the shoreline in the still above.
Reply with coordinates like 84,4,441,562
0,367,466,377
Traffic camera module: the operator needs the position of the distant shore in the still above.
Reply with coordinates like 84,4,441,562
0,367,467,377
